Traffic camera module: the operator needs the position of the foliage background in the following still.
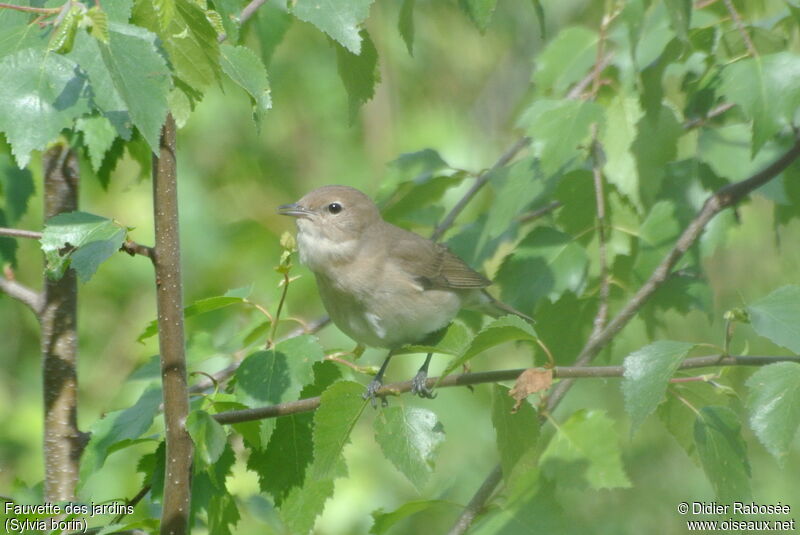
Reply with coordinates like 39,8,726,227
1,0,800,533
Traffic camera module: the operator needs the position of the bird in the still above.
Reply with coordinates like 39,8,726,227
278,185,531,405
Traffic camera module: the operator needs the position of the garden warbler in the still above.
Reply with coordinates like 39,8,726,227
278,185,531,404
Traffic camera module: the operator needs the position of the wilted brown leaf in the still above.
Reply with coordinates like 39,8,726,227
508,368,553,412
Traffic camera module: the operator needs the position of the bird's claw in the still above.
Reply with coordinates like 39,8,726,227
410,369,437,399
363,379,388,408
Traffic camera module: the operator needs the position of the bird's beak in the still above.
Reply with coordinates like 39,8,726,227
277,203,311,218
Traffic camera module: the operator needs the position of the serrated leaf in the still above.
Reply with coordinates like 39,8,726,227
77,115,118,172
87,6,110,43
253,3,292,65
520,99,603,176
187,409,228,465
374,407,444,490
41,211,127,282
133,0,220,91
279,478,335,535
310,381,366,479
220,44,271,125
459,0,497,32
694,406,752,502
334,29,380,121
496,226,589,314
48,4,82,53
746,285,800,353
235,334,321,407
0,49,90,168
720,52,800,156
492,384,539,481
293,0,374,54
80,386,162,484
746,362,800,463
68,23,170,151
370,500,454,535
441,315,538,379
0,153,34,224
539,409,631,490
397,320,470,356
601,94,643,209
533,26,597,96
398,0,415,55
138,295,246,341
622,341,695,434
631,105,683,208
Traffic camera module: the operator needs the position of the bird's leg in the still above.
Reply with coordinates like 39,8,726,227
411,353,436,399
364,350,393,407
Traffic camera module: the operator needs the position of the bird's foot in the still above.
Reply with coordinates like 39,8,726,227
363,378,388,408
410,369,437,399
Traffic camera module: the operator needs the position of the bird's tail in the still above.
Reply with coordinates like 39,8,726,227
468,290,535,323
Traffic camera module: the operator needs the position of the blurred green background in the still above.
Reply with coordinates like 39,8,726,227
2,0,799,533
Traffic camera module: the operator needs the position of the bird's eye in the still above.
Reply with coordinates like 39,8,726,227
327,202,343,214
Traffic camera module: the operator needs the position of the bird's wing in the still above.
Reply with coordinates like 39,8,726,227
387,225,491,290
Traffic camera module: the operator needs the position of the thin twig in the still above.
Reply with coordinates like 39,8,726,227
590,124,610,336
516,200,562,223
238,0,269,24
446,465,503,535
120,240,155,261
0,275,42,315
0,2,60,14
268,270,290,347
430,137,531,241
683,102,735,130
723,0,758,57
0,227,42,239
212,354,800,424
566,53,613,100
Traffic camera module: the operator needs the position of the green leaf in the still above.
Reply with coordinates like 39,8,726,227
539,409,631,490
86,6,110,43
441,315,538,378
206,491,240,535
370,500,455,535
105,0,134,22
154,0,176,28
373,406,445,490
279,478,335,534
720,53,800,156
746,362,800,463
310,381,366,479
68,23,171,151
663,0,691,41
533,26,597,96
187,410,228,465
0,153,34,224
220,44,272,125
398,0,415,55
210,0,242,43
253,3,292,65
77,116,118,173
0,48,90,168
532,292,597,366
601,94,644,209
133,0,220,91
397,320,471,356
234,335,321,403
520,99,603,176
694,406,752,502
746,285,800,353
139,295,245,341
80,386,162,483
334,30,380,120
48,4,82,53
631,105,683,209
492,385,539,481
622,341,695,434
41,211,127,282
459,0,497,32
292,0,374,53
639,38,684,120
496,226,589,313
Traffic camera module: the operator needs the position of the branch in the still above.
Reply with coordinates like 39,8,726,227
589,124,609,337
212,355,799,425
238,0,269,25
0,2,60,14
152,114,193,535
430,136,531,241
121,239,155,262
0,227,41,239
723,0,757,57
0,275,42,315
516,200,562,223
445,466,502,535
